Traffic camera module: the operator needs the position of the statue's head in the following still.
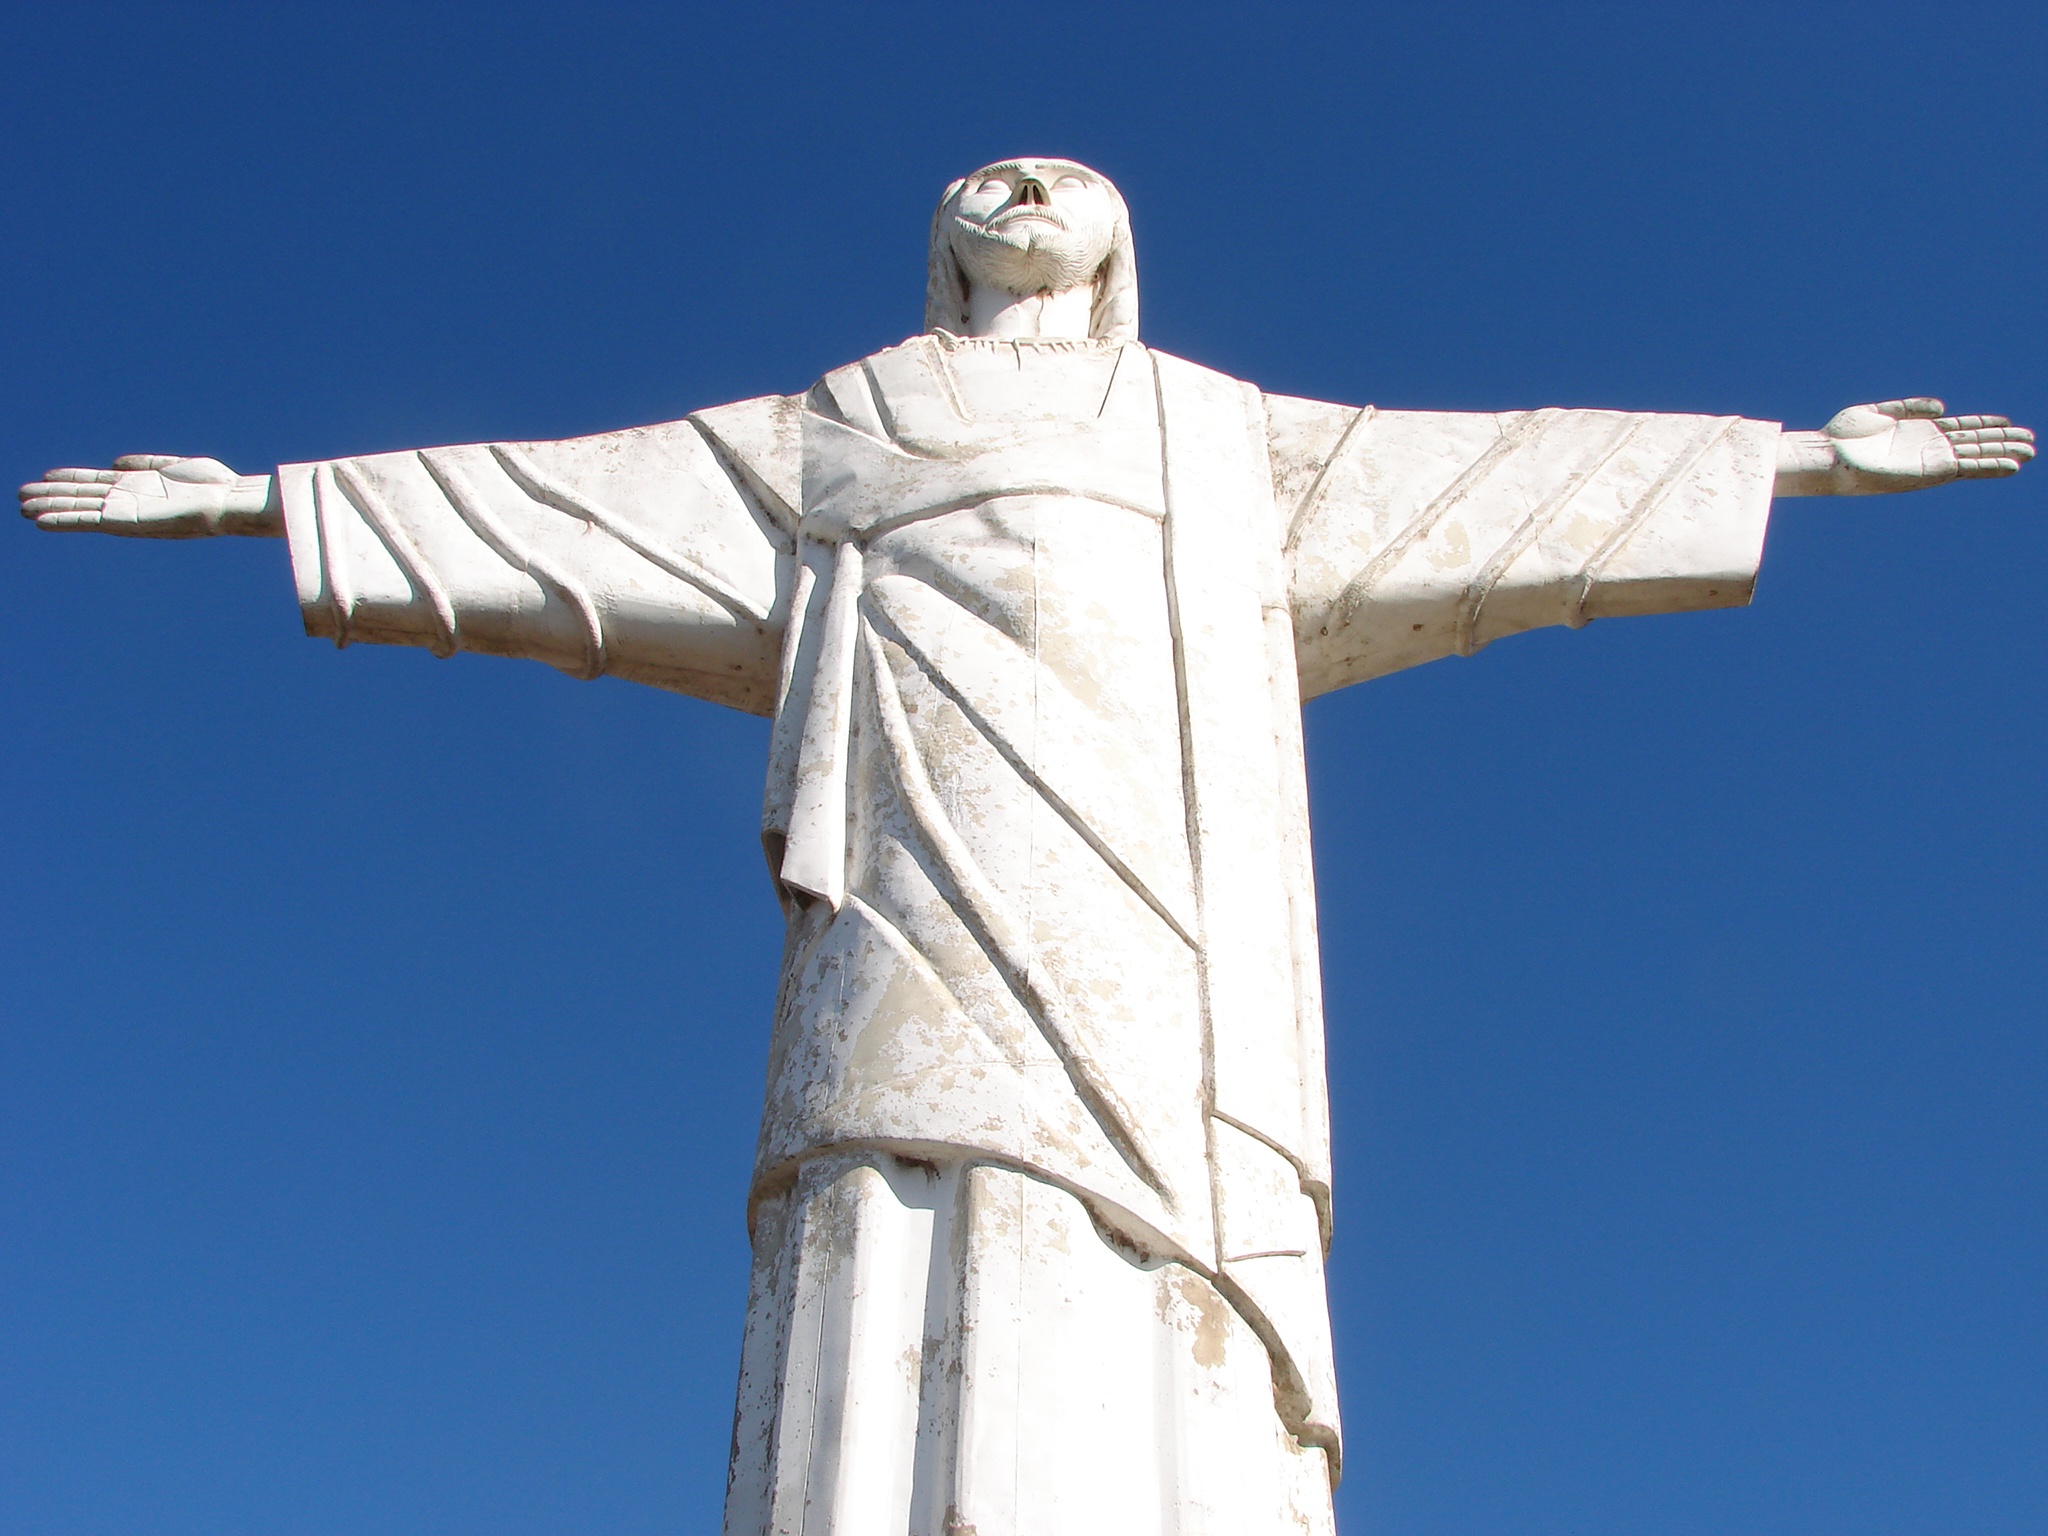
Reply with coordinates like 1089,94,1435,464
925,158,1138,341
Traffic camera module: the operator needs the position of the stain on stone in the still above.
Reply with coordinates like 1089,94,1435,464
1176,1270,1232,1369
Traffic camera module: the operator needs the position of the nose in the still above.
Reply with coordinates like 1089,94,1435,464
1015,178,1050,206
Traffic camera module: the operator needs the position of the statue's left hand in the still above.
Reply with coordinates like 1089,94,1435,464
1820,398,2035,493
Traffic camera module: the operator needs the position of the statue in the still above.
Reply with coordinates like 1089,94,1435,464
20,158,2033,1536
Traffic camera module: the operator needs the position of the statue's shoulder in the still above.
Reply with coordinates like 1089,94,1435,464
811,334,935,396
803,335,953,441
688,391,806,528
1142,345,1252,390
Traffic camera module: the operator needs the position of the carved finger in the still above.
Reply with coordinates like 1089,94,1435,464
1944,427,2021,445
32,508,105,530
1875,398,1946,420
1956,457,2020,477
1934,415,2009,433
111,453,189,470
20,481,114,499
21,493,110,513
39,466,121,484
1956,440,2038,460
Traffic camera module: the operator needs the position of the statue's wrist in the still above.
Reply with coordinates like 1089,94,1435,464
214,473,284,536
1774,430,1842,496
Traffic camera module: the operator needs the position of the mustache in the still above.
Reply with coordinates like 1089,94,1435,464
957,205,1071,236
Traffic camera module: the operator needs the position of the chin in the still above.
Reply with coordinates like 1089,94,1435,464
953,221,1105,297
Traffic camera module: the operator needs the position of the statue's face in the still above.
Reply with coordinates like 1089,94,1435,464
947,158,1121,299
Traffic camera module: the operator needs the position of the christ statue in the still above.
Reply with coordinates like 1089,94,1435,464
20,158,2033,1536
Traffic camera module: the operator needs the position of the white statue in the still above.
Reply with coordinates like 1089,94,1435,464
20,158,2033,1536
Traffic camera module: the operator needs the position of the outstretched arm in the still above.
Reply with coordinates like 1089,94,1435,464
1276,399,1783,697
17,403,802,714
1773,398,2033,496
20,455,282,536
1278,390,2036,700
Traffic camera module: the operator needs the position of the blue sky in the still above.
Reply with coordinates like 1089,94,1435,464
2,3,2041,1532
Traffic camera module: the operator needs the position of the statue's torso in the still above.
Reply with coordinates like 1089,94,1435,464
761,337,1210,1252
855,337,1196,928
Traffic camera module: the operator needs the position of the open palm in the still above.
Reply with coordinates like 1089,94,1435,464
19,456,267,537
1825,398,2034,492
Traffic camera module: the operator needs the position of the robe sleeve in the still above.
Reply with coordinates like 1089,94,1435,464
276,395,803,716
1268,393,1780,701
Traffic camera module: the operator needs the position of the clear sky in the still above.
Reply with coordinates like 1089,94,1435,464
2,3,2041,1533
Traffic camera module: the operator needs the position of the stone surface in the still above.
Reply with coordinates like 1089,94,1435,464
16,157,2035,1536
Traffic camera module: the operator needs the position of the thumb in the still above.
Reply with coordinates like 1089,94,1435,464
157,457,240,486
1823,403,1895,439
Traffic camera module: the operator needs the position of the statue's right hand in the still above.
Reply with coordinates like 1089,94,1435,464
19,455,275,537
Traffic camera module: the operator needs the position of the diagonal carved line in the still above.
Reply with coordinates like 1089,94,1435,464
1095,342,1127,420
1332,407,1562,631
772,559,817,720
329,460,458,657
840,892,1039,1085
1456,412,1645,655
850,487,1164,542
686,415,800,535
418,449,607,679
864,593,1198,952
1568,416,1738,627
310,465,354,648
1283,404,1377,553
489,443,770,623
861,621,1174,1198
804,408,946,463
858,357,902,443
923,336,975,425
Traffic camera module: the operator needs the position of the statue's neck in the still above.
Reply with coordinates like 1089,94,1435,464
964,283,1096,340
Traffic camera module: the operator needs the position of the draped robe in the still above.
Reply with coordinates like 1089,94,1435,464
275,333,1778,1535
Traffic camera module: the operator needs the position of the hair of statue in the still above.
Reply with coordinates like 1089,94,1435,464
923,170,1139,343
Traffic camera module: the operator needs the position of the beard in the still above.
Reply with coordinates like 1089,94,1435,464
949,208,1115,297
